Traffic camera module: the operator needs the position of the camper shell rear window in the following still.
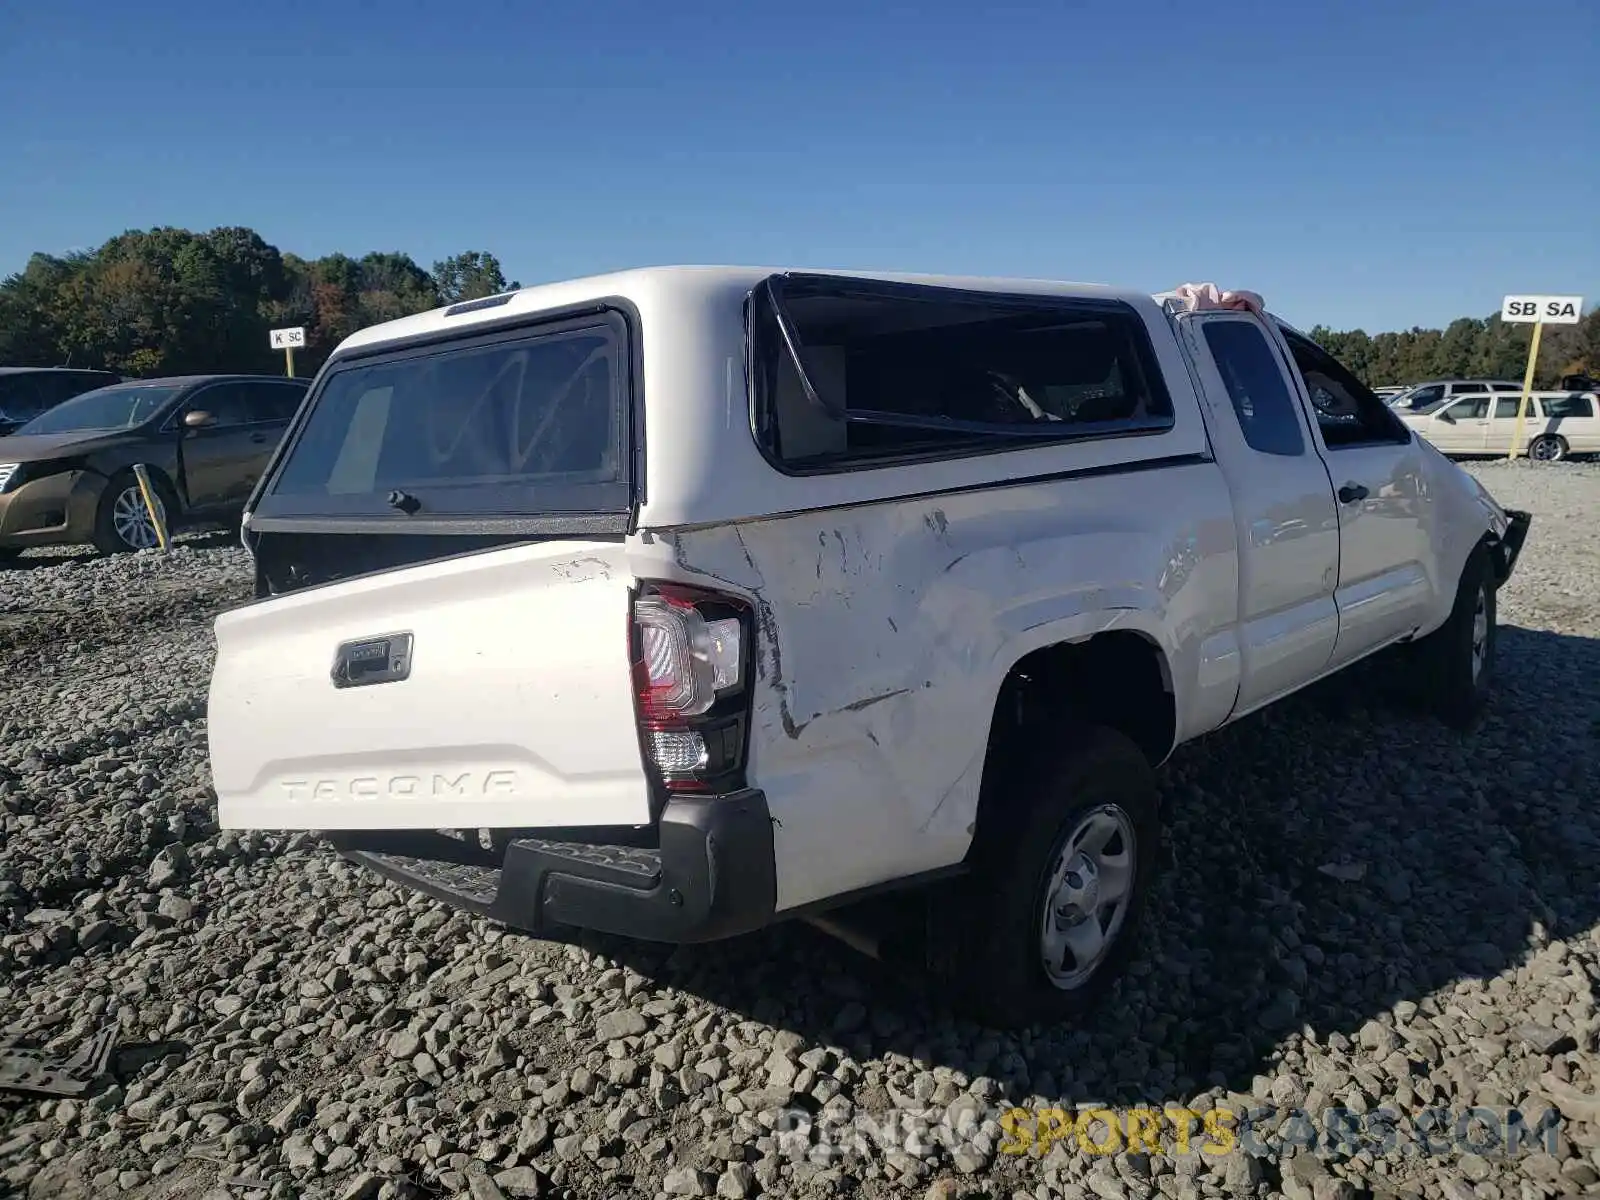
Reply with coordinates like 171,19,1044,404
253,308,635,525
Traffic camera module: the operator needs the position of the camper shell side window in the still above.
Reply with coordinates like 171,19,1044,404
748,274,1177,474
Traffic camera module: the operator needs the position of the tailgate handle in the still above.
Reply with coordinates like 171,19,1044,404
332,633,414,689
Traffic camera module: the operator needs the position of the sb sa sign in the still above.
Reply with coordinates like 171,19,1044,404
1501,294,1584,325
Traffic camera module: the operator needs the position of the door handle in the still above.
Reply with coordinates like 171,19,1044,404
250,433,268,444
1338,483,1369,504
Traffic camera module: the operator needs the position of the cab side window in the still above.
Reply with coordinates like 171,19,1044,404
1282,330,1411,448
1200,319,1305,456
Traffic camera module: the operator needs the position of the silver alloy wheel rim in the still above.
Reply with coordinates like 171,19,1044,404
1530,437,1559,461
1039,804,1137,990
112,486,164,550
1470,583,1489,682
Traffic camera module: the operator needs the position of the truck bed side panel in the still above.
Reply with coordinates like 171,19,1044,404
668,460,1240,911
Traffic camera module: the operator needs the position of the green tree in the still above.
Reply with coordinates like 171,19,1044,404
1577,308,1600,373
0,229,467,378
1433,318,1485,379
1313,306,1600,390
433,251,518,303
354,251,437,326
0,253,82,365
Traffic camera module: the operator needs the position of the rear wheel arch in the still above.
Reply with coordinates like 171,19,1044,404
971,630,1175,851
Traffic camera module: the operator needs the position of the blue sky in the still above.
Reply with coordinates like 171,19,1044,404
1,0,1595,332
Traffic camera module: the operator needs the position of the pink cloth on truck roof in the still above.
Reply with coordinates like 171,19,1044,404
1170,282,1265,315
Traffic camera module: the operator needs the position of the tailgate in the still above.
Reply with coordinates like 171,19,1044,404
208,540,650,831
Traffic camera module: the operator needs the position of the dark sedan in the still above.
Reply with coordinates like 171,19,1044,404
0,374,309,559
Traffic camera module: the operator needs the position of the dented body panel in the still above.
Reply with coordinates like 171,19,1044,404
664,463,1240,909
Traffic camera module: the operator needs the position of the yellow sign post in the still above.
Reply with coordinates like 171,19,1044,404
1499,294,1585,461
1507,319,1543,462
130,464,169,553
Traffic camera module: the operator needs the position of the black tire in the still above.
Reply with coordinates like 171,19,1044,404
1527,434,1567,463
91,470,173,555
946,724,1159,1029
0,547,20,567
1408,543,1496,730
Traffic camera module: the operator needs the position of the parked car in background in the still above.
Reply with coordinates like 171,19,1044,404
1397,390,1600,460
0,367,122,436
1387,378,1524,415
0,374,308,560
1372,385,1408,401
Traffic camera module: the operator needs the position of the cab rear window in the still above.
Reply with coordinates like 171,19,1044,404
257,311,633,523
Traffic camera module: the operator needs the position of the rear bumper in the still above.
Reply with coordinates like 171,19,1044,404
328,789,777,944
1492,509,1532,585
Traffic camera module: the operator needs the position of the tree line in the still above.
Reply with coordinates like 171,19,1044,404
0,226,518,378
1305,308,1597,389
1,225,1594,388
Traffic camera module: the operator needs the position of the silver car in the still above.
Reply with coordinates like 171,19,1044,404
1388,379,1524,415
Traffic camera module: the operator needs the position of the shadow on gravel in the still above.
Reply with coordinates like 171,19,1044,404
0,551,96,574
579,623,1600,1105
0,530,237,574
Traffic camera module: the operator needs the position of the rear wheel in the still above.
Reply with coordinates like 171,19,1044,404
947,724,1159,1028
1407,543,1496,729
1527,434,1567,462
92,471,171,554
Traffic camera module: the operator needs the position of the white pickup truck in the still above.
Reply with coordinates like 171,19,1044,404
206,268,1530,1027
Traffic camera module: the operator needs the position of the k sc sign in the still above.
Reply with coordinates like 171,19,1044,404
1501,295,1585,325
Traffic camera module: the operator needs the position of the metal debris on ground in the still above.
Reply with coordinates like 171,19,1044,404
0,1024,117,1096
217,1176,273,1193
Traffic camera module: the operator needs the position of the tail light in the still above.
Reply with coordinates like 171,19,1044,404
630,583,754,794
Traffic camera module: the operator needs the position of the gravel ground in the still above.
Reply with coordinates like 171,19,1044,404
0,462,1596,1200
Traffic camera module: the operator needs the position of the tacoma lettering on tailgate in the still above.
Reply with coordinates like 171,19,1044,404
280,770,519,802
